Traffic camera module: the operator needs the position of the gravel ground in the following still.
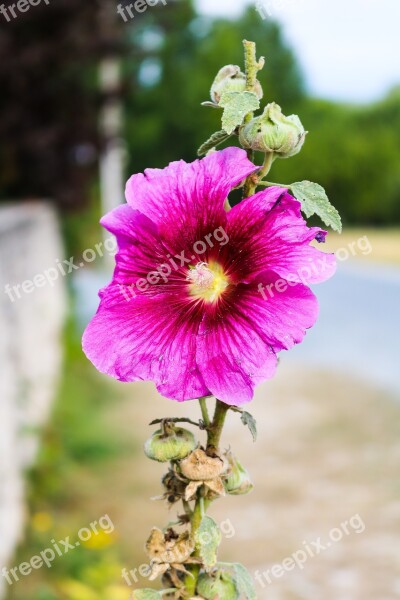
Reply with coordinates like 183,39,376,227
98,361,400,600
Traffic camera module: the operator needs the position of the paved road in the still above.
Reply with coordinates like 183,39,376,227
288,261,400,395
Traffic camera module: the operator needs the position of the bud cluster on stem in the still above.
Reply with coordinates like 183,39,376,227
139,399,254,599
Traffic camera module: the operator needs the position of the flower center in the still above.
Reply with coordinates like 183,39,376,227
187,262,229,303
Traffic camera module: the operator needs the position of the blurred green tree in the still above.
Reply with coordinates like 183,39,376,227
272,88,400,225
1,0,399,228
124,3,305,172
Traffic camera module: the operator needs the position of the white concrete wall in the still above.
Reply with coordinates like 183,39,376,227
0,202,66,599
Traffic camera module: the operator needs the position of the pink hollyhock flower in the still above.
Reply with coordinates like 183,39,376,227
82,147,335,405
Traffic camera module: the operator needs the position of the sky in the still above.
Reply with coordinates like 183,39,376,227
196,0,400,103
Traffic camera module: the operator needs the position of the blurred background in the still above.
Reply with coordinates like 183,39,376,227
0,0,399,599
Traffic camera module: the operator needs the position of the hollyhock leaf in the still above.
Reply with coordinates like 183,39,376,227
217,562,257,600
217,563,256,600
198,130,232,156
201,101,220,108
241,411,257,442
219,91,260,134
131,590,162,600
232,563,257,600
290,181,342,233
195,516,222,570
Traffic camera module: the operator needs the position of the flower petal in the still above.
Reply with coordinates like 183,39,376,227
100,203,192,300
196,273,318,405
82,285,209,401
226,187,336,285
237,272,319,351
196,293,278,406
125,147,257,247
100,204,168,287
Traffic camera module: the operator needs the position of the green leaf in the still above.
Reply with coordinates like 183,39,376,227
201,101,220,108
241,411,257,442
217,562,256,600
232,563,257,600
219,91,260,135
131,589,162,600
195,516,222,570
290,181,342,233
197,130,232,157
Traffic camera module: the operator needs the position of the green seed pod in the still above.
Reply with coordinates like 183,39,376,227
197,571,238,600
144,425,196,463
210,65,263,104
239,102,306,158
224,452,254,496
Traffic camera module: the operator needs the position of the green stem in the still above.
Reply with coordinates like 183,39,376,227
242,40,265,198
257,180,288,188
244,152,275,198
258,152,275,181
207,399,229,451
183,400,230,597
243,39,258,94
184,496,203,596
243,40,264,97
199,397,211,428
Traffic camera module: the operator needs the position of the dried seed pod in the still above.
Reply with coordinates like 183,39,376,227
145,527,194,565
162,468,187,505
180,448,225,481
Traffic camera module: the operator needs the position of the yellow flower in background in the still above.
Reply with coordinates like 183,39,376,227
103,585,130,600
82,529,116,549
59,579,100,600
31,511,53,533
82,559,124,589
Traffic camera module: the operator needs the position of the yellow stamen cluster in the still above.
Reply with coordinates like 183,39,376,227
187,262,229,303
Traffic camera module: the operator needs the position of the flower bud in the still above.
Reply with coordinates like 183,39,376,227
210,65,263,104
197,571,238,600
144,425,196,463
224,452,254,496
239,102,306,158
